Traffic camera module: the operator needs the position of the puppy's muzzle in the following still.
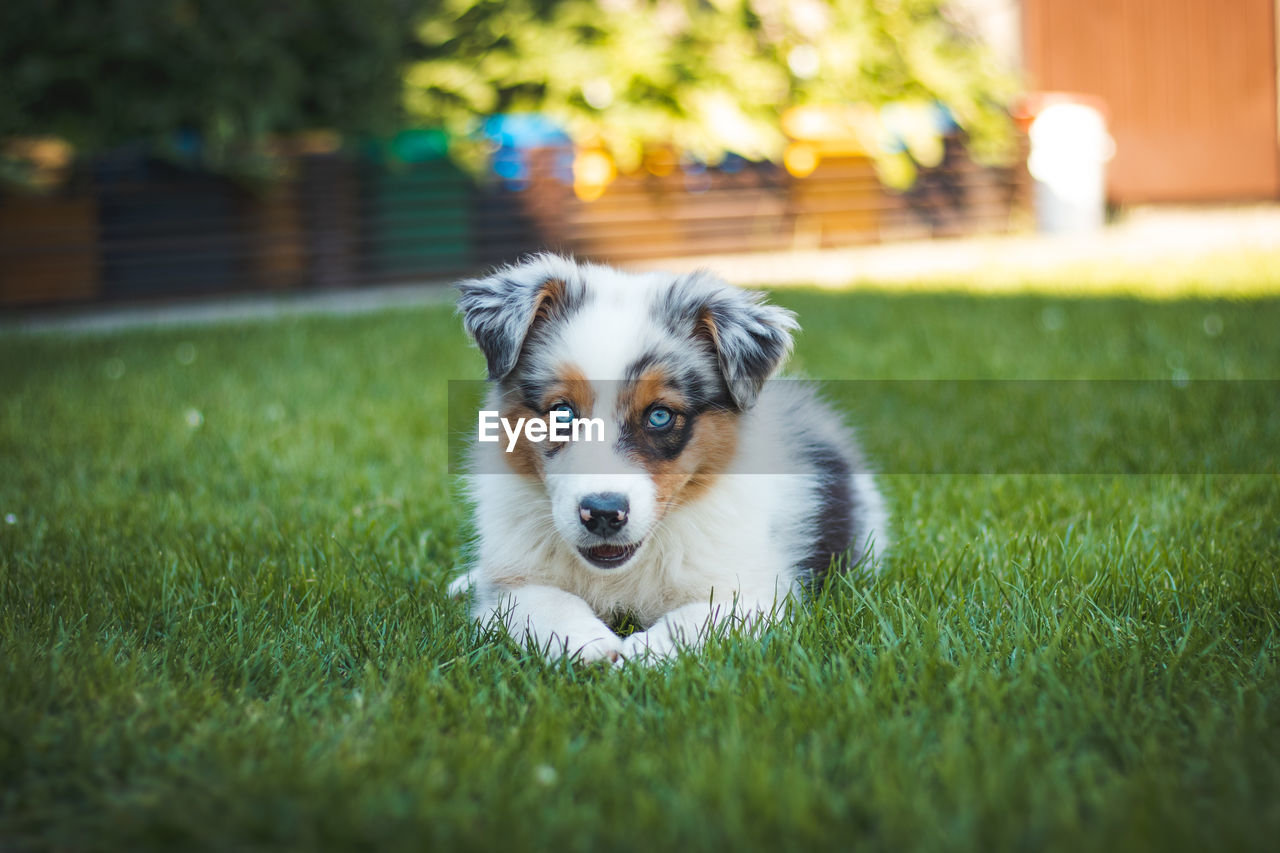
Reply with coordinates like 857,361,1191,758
578,492,629,537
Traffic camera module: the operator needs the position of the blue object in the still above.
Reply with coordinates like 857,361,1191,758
481,114,574,190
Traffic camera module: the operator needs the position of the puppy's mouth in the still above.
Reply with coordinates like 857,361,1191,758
577,541,641,569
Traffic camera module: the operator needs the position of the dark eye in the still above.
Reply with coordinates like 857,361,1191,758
549,401,577,422
646,406,674,430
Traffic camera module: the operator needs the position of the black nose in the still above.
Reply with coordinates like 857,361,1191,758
578,493,629,536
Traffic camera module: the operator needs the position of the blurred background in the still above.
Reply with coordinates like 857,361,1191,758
0,0,1276,309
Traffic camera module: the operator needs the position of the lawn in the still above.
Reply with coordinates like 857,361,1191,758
2,258,1279,851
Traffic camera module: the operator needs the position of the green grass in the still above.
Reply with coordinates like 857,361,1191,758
2,270,1279,851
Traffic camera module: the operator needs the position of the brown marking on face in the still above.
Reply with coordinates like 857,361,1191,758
542,364,593,417
498,401,545,479
619,367,687,424
647,409,739,511
499,363,594,478
619,367,738,515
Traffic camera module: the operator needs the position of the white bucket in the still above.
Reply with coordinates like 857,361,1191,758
1028,102,1115,234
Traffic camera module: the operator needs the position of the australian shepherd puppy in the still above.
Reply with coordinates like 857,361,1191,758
451,254,887,664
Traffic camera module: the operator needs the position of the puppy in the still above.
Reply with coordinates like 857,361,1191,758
451,254,887,663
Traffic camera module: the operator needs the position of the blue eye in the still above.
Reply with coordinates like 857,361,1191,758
646,407,674,430
549,402,577,422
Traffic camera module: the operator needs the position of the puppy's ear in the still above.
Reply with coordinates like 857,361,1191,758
664,271,798,410
456,255,585,381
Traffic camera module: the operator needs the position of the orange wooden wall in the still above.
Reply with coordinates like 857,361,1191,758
1023,0,1280,202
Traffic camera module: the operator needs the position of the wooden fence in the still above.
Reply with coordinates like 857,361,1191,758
1023,0,1280,202
0,138,1028,308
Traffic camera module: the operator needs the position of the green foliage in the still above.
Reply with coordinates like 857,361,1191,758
2,0,1016,182
407,0,1019,172
0,0,419,177
2,255,1280,850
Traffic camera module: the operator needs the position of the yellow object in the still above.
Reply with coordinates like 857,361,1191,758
783,143,819,178
644,148,678,177
573,149,616,202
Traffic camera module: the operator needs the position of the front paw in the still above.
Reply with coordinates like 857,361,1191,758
618,623,683,664
555,633,624,664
